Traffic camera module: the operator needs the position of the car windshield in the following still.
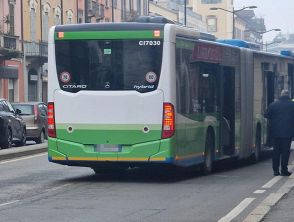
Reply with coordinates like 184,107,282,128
12,104,33,115
55,39,163,93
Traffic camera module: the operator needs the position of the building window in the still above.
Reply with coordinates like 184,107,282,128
29,0,37,41
30,8,36,41
9,2,15,35
43,12,49,41
28,69,38,101
121,0,126,20
113,0,117,9
42,3,50,42
54,6,61,25
66,9,73,24
130,0,134,12
207,16,217,32
143,0,148,15
8,79,14,102
137,0,141,14
201,0,222,3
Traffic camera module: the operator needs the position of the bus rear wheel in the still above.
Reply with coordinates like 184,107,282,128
253,126,261,162
202,132,214,175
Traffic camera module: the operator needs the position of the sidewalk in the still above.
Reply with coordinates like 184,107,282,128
243,142,294,222
262,185,294,222
0,142,47,161
262,142,294,221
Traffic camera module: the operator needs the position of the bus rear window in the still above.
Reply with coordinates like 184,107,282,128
55,39,163,93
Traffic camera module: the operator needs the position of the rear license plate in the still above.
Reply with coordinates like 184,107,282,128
94,144,122,152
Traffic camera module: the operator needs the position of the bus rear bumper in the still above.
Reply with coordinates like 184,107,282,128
48,137,175,167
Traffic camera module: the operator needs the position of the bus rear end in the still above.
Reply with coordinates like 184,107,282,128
47,23,174,171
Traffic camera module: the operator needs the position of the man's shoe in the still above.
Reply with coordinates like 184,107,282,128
274,171,280,176
281,171,292,176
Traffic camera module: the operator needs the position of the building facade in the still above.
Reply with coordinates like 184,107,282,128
192,0,234,39
0,0,22,102
149,0,207,31
23,0,78,102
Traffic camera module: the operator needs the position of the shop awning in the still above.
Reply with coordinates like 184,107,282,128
0,66,18,79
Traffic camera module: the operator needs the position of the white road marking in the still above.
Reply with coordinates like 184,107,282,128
0,200,20,207
218,198,255,222
254,190,266,194
261,176,282,189
261,165,294,189
0,153,47,165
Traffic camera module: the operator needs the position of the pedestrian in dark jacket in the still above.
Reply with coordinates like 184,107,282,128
265,89,294,176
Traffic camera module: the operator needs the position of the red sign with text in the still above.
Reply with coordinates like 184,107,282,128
192,43,222,63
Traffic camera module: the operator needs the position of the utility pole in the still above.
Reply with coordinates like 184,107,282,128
61,0,63,24
232,7,235,39
184,0,186,26
76,0,79,23
85,0,89,23
40,0,43,41
112,0,114,22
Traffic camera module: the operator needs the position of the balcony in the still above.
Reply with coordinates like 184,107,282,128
24,41,48,64
0,33,21,60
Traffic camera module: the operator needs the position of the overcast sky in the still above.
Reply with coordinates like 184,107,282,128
234,0,294,42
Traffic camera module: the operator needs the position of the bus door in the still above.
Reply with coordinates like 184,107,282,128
265,70,275,146
266,71,275,107
220,66,235,156
288,64,294,99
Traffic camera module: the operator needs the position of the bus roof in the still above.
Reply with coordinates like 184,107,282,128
55,22,166,32
216,39,261,51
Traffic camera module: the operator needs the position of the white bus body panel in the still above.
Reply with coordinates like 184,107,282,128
53,90,163,125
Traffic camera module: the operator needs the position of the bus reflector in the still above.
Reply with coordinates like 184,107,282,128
154,30,161,37
162,103,175,139
58,32,64,38
48,102,56,138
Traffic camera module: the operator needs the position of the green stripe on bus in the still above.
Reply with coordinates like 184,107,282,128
56,129,161,145
55,31,163,40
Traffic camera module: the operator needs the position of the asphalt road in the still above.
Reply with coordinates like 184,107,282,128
0,147,293,222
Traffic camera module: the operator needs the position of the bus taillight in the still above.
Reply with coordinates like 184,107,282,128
162,103,175,139
48,102,56,138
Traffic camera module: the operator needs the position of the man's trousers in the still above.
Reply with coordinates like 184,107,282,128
272,138,292,173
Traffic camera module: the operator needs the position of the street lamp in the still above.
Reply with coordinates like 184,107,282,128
263,39,282,51
245,28,281,35
245,28,281,49
257,28,281,35
210,6,257,39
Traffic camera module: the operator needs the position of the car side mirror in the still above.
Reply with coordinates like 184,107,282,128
15,109,22,115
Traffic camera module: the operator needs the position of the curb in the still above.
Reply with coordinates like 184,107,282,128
0,142,47,161
243,174,294,222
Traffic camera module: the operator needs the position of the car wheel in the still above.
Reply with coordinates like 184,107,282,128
35,130,45,144
1,129,13,149
15,128,26,147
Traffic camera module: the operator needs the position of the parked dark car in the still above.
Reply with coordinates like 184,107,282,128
0,99,26,149
11,102,47,143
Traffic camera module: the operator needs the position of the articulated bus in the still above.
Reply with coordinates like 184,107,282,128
47,18,294,174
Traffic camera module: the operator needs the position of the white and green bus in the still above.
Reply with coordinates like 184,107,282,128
48,18,294,173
